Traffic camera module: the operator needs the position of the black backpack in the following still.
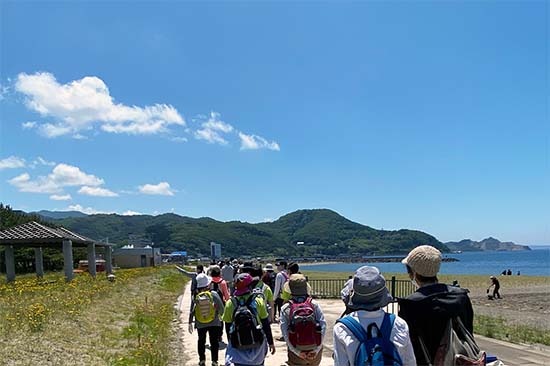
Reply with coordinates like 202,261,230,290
211,281,224,301
265,272,277,291
229,295,264,349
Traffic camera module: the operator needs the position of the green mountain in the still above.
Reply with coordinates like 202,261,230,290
445,237,531,252
49,208,447,257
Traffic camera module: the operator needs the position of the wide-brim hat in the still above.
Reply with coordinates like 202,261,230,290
234,273,253,296
283,275,312,297
264,263,274,271
347,266,392,311
196,273,212,289
240,262,255,272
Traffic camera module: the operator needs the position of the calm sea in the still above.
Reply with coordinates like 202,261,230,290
301,247,550,276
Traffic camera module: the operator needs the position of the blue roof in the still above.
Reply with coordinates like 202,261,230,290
171,251,187,256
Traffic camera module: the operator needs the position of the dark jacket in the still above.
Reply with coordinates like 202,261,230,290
398,283,474,366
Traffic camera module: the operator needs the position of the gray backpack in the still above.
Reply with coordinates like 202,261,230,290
420,316,486,366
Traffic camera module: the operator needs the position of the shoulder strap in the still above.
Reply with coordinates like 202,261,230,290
337,315,369,343
380,313,395,339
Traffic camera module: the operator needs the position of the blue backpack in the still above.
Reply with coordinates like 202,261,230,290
336,313,403,366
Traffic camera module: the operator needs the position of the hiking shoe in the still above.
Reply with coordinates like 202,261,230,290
277,336,285,341
212,362,218,366
199,361,205,366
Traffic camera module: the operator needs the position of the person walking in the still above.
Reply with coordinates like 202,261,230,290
488,275,501,299
333,266,416,366
398,245,475,365
222,260,235,293
188,273,225,366
261,263,277,292
273,261,289,323
280,274,326,366
222,273,276,366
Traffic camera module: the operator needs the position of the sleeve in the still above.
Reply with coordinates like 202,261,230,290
333,323,351,366
222,299,234,323
464,295,474,334
256,297,269,320
273,273,283,299
281,288,291,301
221,281,230,302
188,299,195,326
213,292,225,318
280,304,301,356
312,301,326,354
264,285,274,303
261,317,274,346
392,316,417,366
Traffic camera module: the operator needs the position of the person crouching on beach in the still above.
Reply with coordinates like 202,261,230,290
280,274,326,366
188,273,225,366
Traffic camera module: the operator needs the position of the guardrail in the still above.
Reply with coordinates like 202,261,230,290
307,277,417,313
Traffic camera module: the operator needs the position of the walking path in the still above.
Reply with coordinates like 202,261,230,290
177,282,550,366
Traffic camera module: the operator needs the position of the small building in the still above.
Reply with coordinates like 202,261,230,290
210,242,222,259
113,245,161,268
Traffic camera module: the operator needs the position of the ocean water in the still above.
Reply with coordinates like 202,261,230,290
301,248,550,276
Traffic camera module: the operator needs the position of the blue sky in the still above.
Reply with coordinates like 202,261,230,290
0,1,548,245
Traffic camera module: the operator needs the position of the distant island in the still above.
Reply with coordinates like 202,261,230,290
445,237,531,252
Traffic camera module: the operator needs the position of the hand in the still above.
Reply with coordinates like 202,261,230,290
269,344,276,354
188,323,194,334
306,351,317,360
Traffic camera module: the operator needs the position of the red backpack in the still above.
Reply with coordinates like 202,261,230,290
288,297,322,351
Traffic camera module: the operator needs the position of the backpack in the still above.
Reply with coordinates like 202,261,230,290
194,290,216,323
288,297,322,351
336,313,403,366
265,271,277,291
420,317,486,366
211,280,224,301
229,295,265,349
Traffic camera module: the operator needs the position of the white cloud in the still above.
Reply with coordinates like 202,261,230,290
238,132,280,151
78,186,118,197
8,163,104,193
15,72,185,138
0,156,26,170
0,83,9,101
29,156,56,169
122,210,142,216
170,136,188,143
22,121,37,129
138,182,175,196
67,204,104,215
50,194,72,201
194,112,234,145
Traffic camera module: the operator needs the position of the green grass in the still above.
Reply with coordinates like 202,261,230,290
0,266,188,366
474,315,550,346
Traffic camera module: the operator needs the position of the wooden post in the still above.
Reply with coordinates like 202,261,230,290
105,246,113,274
5,245,16,282
34,247,44,278
87,243,96,277
62,239,74,282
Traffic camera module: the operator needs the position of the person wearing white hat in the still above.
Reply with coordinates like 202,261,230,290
398,245,475,366
189,273,225,366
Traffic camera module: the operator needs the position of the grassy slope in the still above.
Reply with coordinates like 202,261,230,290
0,267,188,366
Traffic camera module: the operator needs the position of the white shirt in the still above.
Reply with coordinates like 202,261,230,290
273,270,288,299
333,309,416,366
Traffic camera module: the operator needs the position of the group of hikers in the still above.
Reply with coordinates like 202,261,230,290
187,245,484,366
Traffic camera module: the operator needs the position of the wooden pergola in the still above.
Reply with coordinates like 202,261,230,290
0,221,113,282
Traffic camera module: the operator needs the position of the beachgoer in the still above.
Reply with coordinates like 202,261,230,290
281,262,310,302
398,245,475,366
222,273,276,366
188,273,225,366
488,276,501,299
280,274,326,366
273,260,289,323
507,269,512,276
251,264,275,323
517,271,520,276
333,266,416,366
